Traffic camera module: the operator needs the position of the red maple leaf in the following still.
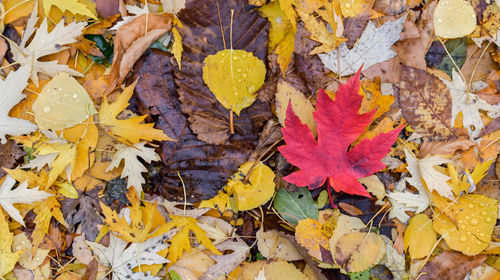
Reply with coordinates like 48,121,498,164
278,71,403,203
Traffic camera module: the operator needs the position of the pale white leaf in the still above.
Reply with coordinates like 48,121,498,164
200,239,250,280
0,64,37,143
443,69,500,139
161,0,186,14
0,175,53,225
87,233,171,280
106,142,161,196
21,153,58,171
319,14,406,76
8,2,84,85
388,177,429,223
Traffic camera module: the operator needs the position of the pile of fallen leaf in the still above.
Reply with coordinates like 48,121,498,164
0,0,499,279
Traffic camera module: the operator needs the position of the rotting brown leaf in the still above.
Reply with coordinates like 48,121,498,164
131,50,269,201
419,251,487,280
398,66,455,141
175,0,271,145
418,139,476,158
107,13,172,93
0,140,24,178
61,187,103,241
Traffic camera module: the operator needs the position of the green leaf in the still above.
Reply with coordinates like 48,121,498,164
169,270,182,280
273,187,318,226
426,38,466,78
83,34,113,64
348,268,370,280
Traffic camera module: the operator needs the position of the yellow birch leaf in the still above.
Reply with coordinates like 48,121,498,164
275,80,316,136
199,161,275,212
99,81,173,144
404,214,436,259
202,49,266,115
259,2,295,74
295,8,345,54
37,142,77,187
32,73,97,131
31,196,67,251
160,215,221,265
0,209,24,277
295,218,329,260
433,0,476,38
101,187,165,243
172,27,183,69
264,260,308,279
432,194,498,255
42,0,97,20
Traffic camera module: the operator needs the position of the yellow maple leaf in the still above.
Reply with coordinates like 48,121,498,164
31,196,67,252
63,119,98,180
160,215,221,264
99,81,173,144
259,2,295,75
448,159,494,195
0,209,24,276
199,161,275,212
37,142,77,187
42,0,97,20
101,187,165,243
172,27,183,70
202,49,266,115
295,8,345,54
359,77,394,119
279,0,297,32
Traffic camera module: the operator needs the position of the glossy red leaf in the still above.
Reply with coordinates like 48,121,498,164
278,70,403,199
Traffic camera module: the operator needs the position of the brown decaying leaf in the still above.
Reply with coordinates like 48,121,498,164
0,140,25,178
419,251,487,280
294,23,331,93
461,42,498,82
82,258,98,280
418,139,476,158
131,50,268,201
398,66,454,141
107,13,172,93
363,56,402,83
0,38,8,63
373,0,406,15
61,187,103,241
393,14,426,70
342,15,370,49
338,202,363,216
175,0,271,145
95,0,119,18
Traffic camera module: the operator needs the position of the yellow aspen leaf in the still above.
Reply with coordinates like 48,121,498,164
359,77,394,119
0,209,24,277
31,196,67,251
37,142,77,187
101,187,165,243
32,73,97,131
404,214,436,259
202,49,266,115
295,218,329,260
172,27,183,69
98,80,173,144
334,232,385,273
339,0,372,17
295,8,345,54
433,0,476,38
63,119,98,180
256,228,303,261
275,80,316,136
199,162,275,212
432,194,498,255
264,260,308,279
259,2,295,74
42,0,97,20
279,0,298,32
160,215,221,264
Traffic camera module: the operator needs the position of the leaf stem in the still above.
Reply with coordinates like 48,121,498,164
229,109,234,134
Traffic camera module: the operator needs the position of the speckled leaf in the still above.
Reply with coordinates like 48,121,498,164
175,0,271,144
398,66,454,141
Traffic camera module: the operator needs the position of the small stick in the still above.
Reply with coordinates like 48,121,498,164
229,110,234,134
